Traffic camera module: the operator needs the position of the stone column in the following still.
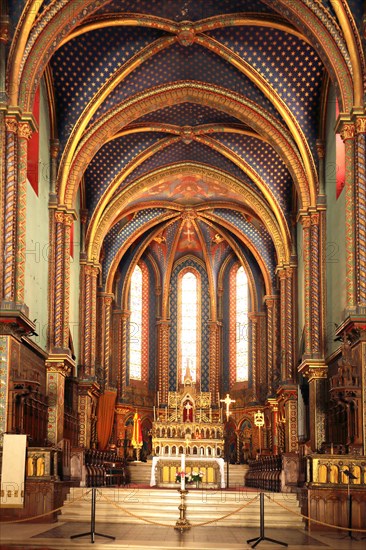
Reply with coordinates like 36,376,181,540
285,267,296,381
267,398,279,455
355,116,366,306
119,310,130,399
340,121,356,309
157,319,170,404
103,295,114,387
278,269,287,381
265,295,279,393
300,215,312,356
2,117,18,307
16,121,32,305
53,210,66,350
209,321,219,402
248,313,258,401
80,264,99,376
310,212,322,356
257,312,267,392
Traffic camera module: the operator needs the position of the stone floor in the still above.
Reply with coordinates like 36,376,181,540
0,521,365,549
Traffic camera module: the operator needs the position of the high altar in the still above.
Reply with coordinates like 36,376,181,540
150,372,226,487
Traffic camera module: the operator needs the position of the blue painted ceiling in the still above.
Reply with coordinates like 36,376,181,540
19,0,350,292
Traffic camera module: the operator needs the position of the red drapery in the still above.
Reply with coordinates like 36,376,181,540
96,390,117,450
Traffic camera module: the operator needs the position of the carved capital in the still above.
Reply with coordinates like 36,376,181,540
303,365,328,382
311,213,320,226
316,140,325,159
63,213,74,227
300,215,311,229
5,118,18,133
54,211,64,224
340,123,355,142
355,117,366,134
18,122,33,140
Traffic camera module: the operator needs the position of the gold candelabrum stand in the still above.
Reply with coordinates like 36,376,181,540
175,489,191,532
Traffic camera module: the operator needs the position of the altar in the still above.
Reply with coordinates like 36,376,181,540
150,456,226,488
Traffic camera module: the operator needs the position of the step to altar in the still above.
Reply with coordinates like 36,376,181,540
59,487,303,528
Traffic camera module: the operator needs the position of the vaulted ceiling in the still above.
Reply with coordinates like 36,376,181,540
10,0,363,305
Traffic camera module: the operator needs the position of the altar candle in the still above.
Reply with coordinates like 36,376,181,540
181,453,185,491
157,391,159,409
210,408,212,422
153,406,156,421
166,406,168,422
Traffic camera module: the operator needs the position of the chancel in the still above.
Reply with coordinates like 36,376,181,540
0,1,366,546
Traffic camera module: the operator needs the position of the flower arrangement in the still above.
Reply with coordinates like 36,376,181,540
175,471,204,484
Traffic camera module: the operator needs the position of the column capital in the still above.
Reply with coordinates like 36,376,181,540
355,116,366,134
340,122,355,142
5,117,18,133
315,139,325,159
18,121,33,140
298,359,328,381
50,139,60,158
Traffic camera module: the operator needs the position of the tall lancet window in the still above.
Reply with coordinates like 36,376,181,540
179,270,199,383
129,264,142,380
236,266,249,381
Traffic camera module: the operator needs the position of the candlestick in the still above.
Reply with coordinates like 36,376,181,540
181,453,185,491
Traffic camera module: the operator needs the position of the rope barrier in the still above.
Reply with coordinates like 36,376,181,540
99,490,260,528
0,489,92,524
264,493,366,533
2,486,365,535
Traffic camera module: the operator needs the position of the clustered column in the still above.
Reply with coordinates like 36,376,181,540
157,319,170,404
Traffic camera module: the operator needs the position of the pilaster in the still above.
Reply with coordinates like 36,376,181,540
299,360,328,451
45,355,75,444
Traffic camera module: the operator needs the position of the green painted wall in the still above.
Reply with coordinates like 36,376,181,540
25,79,50,351
69,193,81,366
325,85,346,356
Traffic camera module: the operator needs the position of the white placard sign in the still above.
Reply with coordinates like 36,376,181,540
0,434,27,508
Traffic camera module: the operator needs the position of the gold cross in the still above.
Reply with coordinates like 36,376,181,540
220,393,236,420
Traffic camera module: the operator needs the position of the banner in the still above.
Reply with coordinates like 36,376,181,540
0,434,27,508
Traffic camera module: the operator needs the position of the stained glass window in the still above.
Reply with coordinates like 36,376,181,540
236,266,249,381
180,271,198,383
129,265,142,380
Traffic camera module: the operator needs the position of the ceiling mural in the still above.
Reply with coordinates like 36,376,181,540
10,0,359,306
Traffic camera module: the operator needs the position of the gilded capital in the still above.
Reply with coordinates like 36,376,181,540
315,140,325,159
54,211,64,224
300,215,311,229
355,117,366,134
5,118,18,133
340,123,355,142
311,213,320,226
18,122,33,140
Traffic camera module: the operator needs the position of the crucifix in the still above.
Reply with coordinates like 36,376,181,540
184,401,193,422
220,393,236,420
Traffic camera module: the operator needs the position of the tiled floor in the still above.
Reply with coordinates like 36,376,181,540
0,521,365,549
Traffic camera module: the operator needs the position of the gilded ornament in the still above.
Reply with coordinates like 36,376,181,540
176,22,196,46
18,122,32,140
355,117,366,134
5,118,17,133
340,123,355,141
